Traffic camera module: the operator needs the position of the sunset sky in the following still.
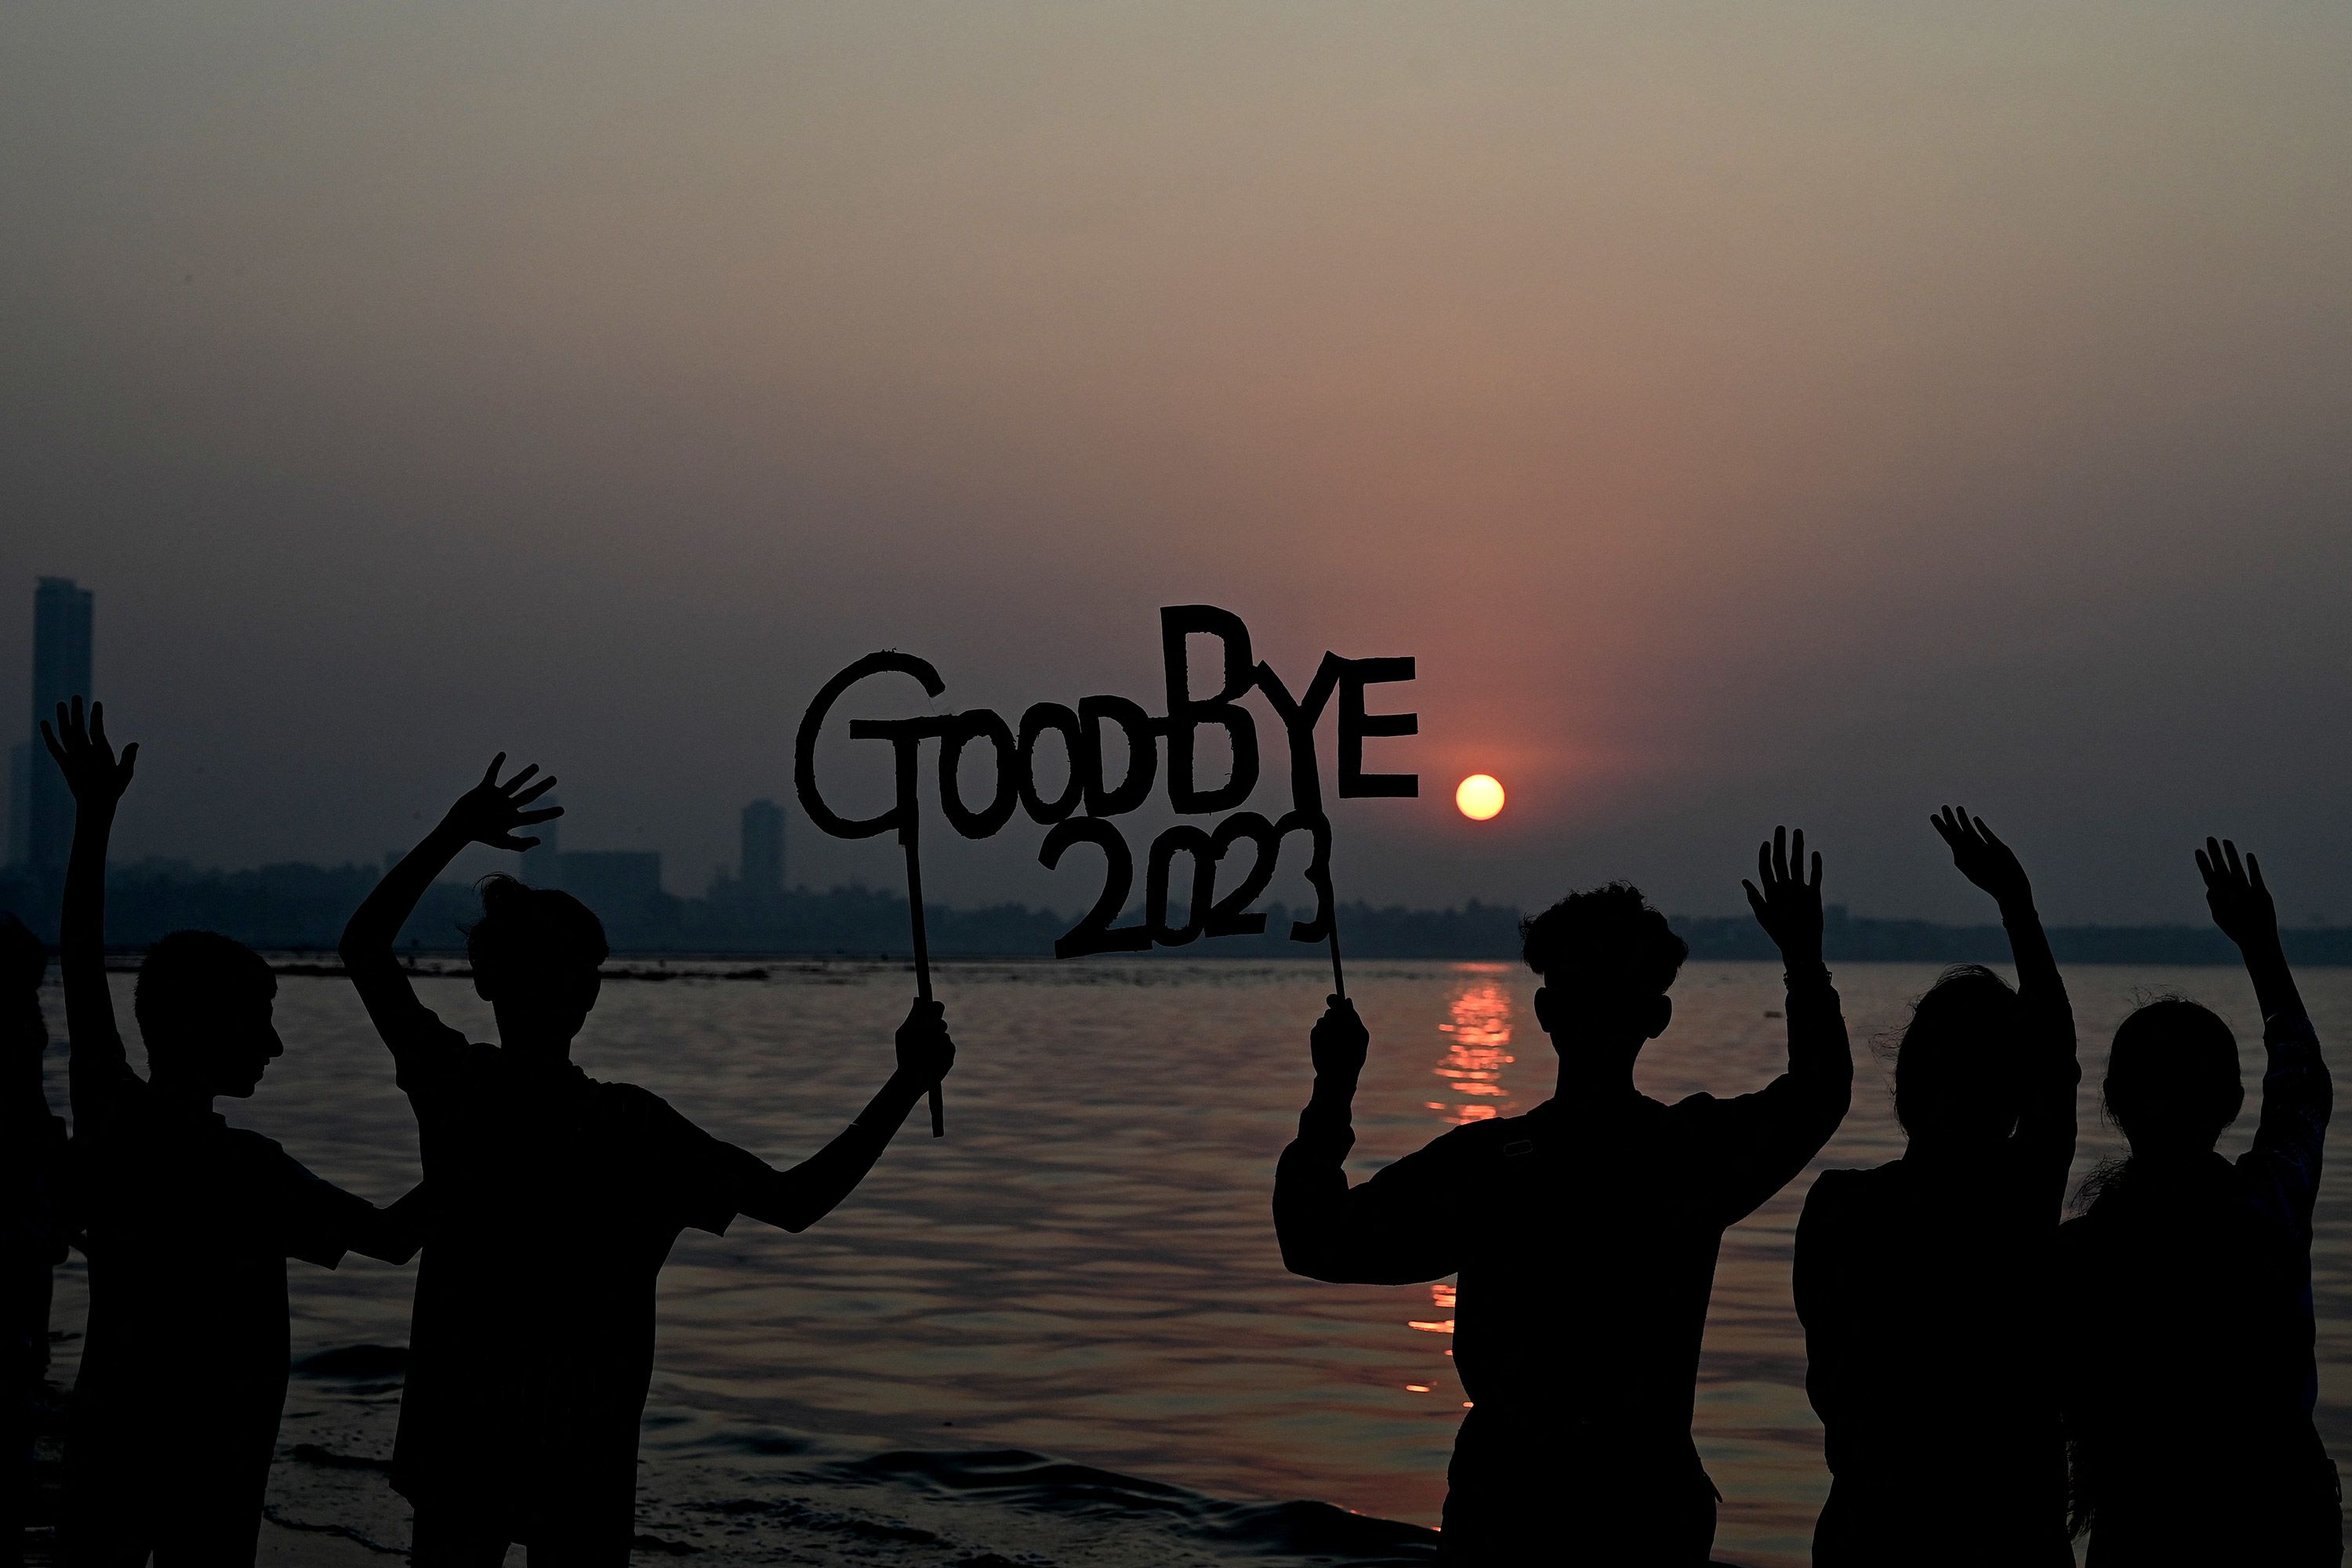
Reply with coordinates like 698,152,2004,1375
4,2,2346,925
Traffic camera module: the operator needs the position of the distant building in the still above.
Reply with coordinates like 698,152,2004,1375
521,798,561,888
557,850,663,920
741,798,786,902
25,578,93,876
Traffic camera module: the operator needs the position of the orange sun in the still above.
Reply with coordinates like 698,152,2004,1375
1455,774,1505,821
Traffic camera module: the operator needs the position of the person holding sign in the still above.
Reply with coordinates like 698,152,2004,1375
1272,829,1852,1565
340,757,955,1566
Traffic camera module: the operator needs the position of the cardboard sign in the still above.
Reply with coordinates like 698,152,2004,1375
795,606,1416,959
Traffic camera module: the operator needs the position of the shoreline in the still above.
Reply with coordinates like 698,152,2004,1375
17,1376,1444,1566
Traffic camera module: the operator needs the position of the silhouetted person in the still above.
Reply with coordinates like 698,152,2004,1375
2058,839,2340,1564
1795,809,2078,1566
42,699,422,1566
341,754,955,1566
1274,829,1852,1565
2,914,65,1568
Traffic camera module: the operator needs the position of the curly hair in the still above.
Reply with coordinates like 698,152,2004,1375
1519,882,1688,997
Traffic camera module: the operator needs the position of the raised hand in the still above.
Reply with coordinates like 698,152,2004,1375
891,998,955,1091
0,913,44,996
441,753,561,851
1310,994,1370,1086
1744,826,1825,968
39,698,138,808
2196,837,2278,952
1931,806,2032,910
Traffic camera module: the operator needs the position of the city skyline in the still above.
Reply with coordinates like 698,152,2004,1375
6,569,2346,952
5,567,2347,927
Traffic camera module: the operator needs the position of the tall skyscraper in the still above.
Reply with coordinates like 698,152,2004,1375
740,798,785,902
26,577,93,876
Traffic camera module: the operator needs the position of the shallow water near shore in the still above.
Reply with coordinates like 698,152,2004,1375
36,959,2352,1565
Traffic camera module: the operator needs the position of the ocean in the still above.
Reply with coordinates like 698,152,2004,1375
36,959,2352,1566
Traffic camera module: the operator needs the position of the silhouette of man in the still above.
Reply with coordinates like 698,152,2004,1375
2,914,65,1568
1795,809,2078,1566
341,755,956,1566
1274,829,1851,1565
43,699,423,1566
2059,839,2340,1564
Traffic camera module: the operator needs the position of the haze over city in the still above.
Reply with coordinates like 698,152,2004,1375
5,2,2346,924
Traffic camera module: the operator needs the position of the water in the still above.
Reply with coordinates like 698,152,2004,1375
36,960,2352,1565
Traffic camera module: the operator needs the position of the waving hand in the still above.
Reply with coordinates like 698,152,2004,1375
1744,826,1825,969
442,753,562,851
40,699,138,810
2196,837,2278,952
343,751,562,1047
1931,806,2032,912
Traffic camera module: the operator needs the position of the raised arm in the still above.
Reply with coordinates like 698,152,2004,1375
2199,837,2304,1025
1713,827,1853,1219
1742,826,1852,1091
2199,838,2326,1214
1272,996,1465,1284
339,753,559,1045
732,1000,954,1232
1933,807,2078,1171
39,699,140,1130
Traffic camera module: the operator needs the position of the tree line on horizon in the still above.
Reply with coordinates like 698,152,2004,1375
3,856,2349,966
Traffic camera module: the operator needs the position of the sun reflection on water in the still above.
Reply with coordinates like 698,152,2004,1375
1433,969,1518,1127
1405,967,1525,1390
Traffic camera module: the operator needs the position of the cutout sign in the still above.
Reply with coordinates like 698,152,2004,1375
793,605,1417,1134
797,606,1415,958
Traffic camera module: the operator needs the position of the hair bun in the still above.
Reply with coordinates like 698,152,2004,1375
476,872,526,909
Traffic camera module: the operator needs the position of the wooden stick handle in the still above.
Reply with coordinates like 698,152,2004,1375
902,836,944,1137
1322,842,1345,1000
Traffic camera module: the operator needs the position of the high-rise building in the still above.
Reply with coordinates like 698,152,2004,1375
26,578,93,876
740,798,785,902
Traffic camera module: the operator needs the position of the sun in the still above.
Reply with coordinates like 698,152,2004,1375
1455,774,1505,822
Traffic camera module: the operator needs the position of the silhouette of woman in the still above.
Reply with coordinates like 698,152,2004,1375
342,756,954,1566
1795,808,2078,1566
2057,839,2339,1564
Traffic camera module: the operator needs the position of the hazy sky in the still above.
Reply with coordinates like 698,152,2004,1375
4,2,2347,926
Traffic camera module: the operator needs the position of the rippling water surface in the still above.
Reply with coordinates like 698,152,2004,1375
38,960,2352,1565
